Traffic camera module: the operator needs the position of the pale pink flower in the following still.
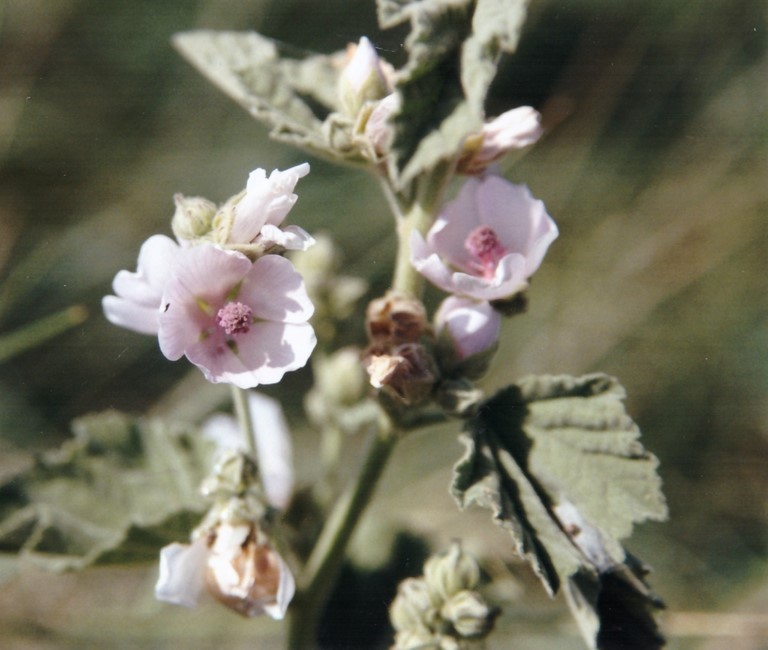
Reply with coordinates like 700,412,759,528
102,234,180,335
434,296,501,361
458,107,543,174
410,174,558,301
158,244,315,388
155,522,295,619
202,391,294,510
230,163,314,251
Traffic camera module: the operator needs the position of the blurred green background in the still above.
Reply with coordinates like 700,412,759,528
0,0,766,648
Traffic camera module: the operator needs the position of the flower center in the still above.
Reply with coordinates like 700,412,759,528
216,301,253,336
464,225,507,278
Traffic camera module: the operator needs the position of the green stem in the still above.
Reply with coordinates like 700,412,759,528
287,421,396,649
286,166,454,648
0,305,88,364
391,165,454,298
230,384,257,458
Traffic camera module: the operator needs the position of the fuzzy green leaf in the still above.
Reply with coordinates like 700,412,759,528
452,374,667,647
566,557,666,650
0,411,214,573
386,0,529,188
172,30,364,164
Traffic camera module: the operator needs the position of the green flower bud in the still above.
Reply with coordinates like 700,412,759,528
338,37,391,117
441,590,498,639
171,193,216,242
314,347,367,406
200,449,260,500
390,577,439,633
424,542,480,604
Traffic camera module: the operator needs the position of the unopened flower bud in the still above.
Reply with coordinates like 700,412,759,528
424,541,480,604
441,590,498,639
434,297,500,379
457,106,543,175
338,37,391,117
364,342,435,405
172,193,217,242
200,449,260,500
363,92,400,156
390,577,439,633
366,290,428,344
314,347,367,405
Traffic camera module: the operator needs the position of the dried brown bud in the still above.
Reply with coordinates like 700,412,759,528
366,290,428,345
364,342,435,405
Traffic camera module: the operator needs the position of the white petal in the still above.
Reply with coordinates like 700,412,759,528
259,224,316,251
240,255,315,324
102,295,160,335
263,553,296,620
248,392,295,509
200,413,242,450
155,539,208,608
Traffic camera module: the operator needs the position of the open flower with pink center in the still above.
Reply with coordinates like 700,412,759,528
102,234,180,335
158,243,315,388
228,163,314,252
410,174,558,301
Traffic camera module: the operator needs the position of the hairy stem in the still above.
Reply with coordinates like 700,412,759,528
230,384,257,459
287,420,396,648
286,166,454,648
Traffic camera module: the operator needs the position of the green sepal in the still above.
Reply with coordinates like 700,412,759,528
0,411,215,574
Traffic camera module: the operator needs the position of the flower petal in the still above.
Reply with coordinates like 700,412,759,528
263,552,296,620
231,164,310,244
155,539,209,608
247,392,294,509
158,245,252,361
185,322,316,388
239,255,315,324
102,295,160,335
259,223,316,251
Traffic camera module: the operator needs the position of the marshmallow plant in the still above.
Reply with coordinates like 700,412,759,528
2,3,668,650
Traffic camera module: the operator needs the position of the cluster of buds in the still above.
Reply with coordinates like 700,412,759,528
363,291,436,405
389,542,498,649
336,36,543,173
102,164,316,388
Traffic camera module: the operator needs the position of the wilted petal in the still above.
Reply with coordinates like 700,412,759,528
155,539,209,608
205,523,295,619
231,164,310,244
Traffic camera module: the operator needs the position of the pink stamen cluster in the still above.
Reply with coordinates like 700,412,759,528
465,226,507,279
216,301,254,336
